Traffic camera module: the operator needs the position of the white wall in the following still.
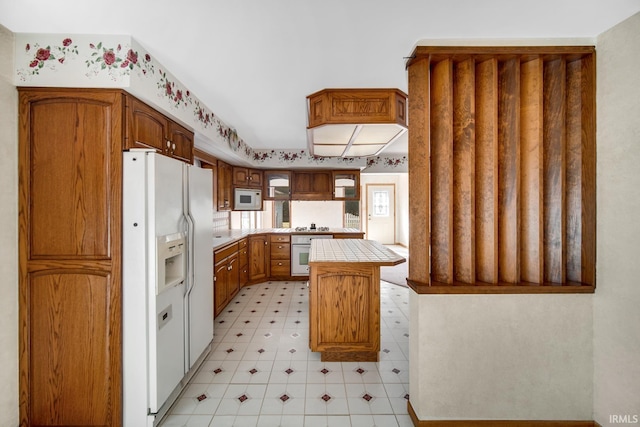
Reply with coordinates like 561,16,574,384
594,12,640,426
0,23,19,427
361,173,409,246
410,294,593,420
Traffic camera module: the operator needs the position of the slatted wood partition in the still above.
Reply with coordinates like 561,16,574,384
407,46,596,293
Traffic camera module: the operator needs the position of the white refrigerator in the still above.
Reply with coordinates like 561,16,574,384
122,150,214,426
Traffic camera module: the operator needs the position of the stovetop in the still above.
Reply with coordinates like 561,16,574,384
294,226,330,232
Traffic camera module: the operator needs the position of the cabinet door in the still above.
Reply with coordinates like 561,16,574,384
19,88,123,426
227,254,240,301
333,170,360,200
264,170,291,199
233,167,263,188
249,235,268,282
168,121,194,164
248,169,263,187
217,161,233,211
292,171,332,200
233,167,250,186
126,95,168,151
214,260,229,317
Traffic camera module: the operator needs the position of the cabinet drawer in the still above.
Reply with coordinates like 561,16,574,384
271,243,290,259
238,247,249,267
270,234,290,243
238,238,248,249
270,260,290,277
214,242,238,262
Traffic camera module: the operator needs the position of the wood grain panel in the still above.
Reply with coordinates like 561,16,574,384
579,55,597,286
430,59,454,284
317,274,372,345
543,59,567,284
407,47,596,293
498,58,521,283
520,57,544,283
28,271,112,426
407,58,431,285
29,100,110,259
452,58,476,283
475,58,499,284
565,59,583,283
19,89,123,426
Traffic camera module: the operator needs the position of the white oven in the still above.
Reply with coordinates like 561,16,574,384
291,234,332,276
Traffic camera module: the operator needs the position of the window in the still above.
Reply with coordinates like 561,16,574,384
273,200,290,228
344,200,360,229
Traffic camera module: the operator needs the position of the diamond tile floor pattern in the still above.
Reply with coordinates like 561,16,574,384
162,280,412,427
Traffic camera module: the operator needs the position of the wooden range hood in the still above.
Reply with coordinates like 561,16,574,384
306,88,408,157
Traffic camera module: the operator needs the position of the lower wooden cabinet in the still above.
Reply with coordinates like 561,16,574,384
249,234,269,282
238,238,249,287
214,242,239,317
309,263,380,362
269,234,291,278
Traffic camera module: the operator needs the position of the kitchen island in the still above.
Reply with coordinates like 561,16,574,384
308,239,406,362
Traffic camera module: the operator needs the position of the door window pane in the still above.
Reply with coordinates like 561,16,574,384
373,191,390,217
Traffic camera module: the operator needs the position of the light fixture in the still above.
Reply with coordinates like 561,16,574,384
307,88,408,157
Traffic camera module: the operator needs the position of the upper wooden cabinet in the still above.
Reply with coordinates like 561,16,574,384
233,167,263,188
291,170,332,200
332,170,360,200
125,95,193,163
167,121,194,164
264,170,291,200
217,160,233,211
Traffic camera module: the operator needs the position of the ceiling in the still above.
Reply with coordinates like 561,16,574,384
2,0,639,158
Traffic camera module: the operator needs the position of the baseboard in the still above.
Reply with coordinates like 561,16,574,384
408,401,601,427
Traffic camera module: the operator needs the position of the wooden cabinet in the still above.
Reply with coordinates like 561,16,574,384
248,234,269,282
125,95,194,163
333,170,360,200
269,234,291,277
18,88,123,426
127,95,167,152
217,160,233,211
238,238,249,287
214,242,240,317
264,170,291,199
309,263,381,362
291,170,333,200
233,167,263,188
167,121,194,163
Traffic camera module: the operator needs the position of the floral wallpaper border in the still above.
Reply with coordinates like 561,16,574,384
14,33,408,172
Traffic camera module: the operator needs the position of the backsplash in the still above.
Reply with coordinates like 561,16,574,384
212,211,230,231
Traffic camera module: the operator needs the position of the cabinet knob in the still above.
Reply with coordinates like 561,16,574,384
265,241,268,246
228,265,232,271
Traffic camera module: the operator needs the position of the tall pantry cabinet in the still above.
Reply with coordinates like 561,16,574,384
18,88,194,426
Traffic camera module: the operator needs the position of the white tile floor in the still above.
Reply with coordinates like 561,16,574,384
161,280,412,427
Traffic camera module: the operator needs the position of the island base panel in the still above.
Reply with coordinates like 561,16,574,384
319,350,379,362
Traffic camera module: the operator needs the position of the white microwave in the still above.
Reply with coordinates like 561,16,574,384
234,188,262,211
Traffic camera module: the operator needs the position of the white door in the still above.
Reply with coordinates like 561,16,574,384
366,184,395,244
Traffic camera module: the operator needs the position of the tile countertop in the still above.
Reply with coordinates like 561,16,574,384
309,239,406,266
211,228,363,251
